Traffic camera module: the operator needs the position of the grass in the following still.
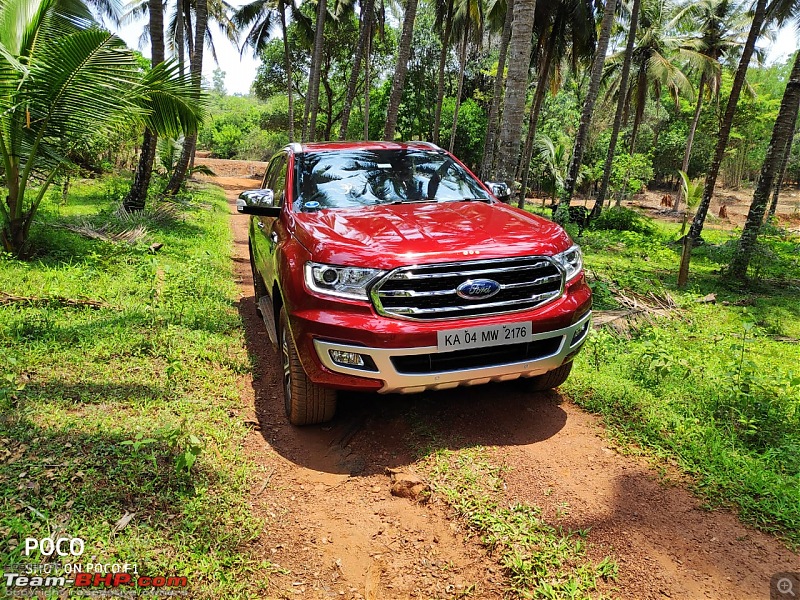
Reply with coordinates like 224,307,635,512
561,209,800,547
0,177,273,598
406,415,618,599
417,445,618,599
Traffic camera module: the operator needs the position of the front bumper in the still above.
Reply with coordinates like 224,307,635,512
312,310,591,394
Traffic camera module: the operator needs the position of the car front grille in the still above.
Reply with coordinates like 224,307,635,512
371,256,564,320
390,337,563,373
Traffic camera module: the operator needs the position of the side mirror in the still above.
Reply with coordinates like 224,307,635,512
485,181,512,201
236,189,281,217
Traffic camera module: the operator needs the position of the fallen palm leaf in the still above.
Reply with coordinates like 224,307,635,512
54,221,148,244
0,292,109,309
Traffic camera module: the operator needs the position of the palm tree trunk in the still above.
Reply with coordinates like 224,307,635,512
384,0,419,141
479,0,513,179
449,23,469,153
494,0,537,188
364,24,371,139
557,0,617,215
281,2,295,142
593,0,640,218
339,0,374,140
728,50,800,279
176,4,185,76
123,0,165,211
307,0,327,142
164,0,207,195
673,72,705,213
628,67,647,155
678,0,768,286
767,100,799,219
433,0,454,145
517,32,554,208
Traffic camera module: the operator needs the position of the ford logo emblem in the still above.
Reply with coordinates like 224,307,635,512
456,279,501,300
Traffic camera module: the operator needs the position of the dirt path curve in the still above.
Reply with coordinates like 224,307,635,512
201,159,798,599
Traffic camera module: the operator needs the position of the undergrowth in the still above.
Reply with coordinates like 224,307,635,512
421,447,618,599
0,177,273,598
567,217,800,547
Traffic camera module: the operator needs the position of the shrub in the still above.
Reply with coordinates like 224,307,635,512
609,153,654,197
591,206,654,234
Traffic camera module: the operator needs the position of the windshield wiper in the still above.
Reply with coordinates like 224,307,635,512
387,198,434,205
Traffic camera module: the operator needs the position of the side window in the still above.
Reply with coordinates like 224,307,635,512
260,160,276,190
268,154,287,207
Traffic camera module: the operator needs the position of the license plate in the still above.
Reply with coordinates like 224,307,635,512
437,321,533,352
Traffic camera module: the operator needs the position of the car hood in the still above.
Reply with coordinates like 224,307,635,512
291,201,573,269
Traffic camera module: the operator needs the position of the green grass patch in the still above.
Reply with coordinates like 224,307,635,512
0,178,274,598
565,214,800,547
420,447,617,599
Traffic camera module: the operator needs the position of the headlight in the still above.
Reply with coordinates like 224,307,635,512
553,245,583,282
304,262,384,300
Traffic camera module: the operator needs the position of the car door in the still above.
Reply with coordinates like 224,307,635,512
252,151,287,291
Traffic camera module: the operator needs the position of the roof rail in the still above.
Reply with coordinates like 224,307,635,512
409,140,442,151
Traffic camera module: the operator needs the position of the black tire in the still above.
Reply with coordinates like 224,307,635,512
278,307,336,425
520,361,573,392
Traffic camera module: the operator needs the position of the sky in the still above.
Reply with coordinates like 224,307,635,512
113,17,798,98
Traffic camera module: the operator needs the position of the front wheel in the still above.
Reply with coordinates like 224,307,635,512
278,307,336,425
520,362,573,392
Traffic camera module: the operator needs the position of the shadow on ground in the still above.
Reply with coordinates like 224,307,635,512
236,286,568,477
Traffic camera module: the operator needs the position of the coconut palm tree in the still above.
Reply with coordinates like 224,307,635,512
0,0,204,255
124,0,167,211
163,0,209,193
728,49,800,279
672,0,751,212
234,0,301,141
339,0,376,139
557,0,617,215
304,0,327,141
516,0,596,208
433,0,456,145
448,0,484,152
384,0,420,140
592,0,641,217
479,0,513,179
601,0,700,158
494,0,537,187
677,0,769,287
768,109,799,218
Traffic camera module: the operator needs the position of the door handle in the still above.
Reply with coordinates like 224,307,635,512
256,221,265,229
270,232,279,244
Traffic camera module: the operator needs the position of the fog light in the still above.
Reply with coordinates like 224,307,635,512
329,350,366,367
571,321,590,346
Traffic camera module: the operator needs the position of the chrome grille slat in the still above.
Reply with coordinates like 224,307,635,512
389,262,551,280
389,292,562,315
372,256,565,321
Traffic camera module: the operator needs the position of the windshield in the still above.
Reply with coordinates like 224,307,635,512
294,149,491,210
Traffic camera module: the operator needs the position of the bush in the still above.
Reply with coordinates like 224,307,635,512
609,152,654,197
238,129,288,161
591,206,654,234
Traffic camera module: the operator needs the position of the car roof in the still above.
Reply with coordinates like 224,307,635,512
290,141,443,154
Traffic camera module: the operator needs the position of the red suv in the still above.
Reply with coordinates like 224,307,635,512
238,141,591,425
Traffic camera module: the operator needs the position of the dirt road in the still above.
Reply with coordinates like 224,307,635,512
201,160,798,599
